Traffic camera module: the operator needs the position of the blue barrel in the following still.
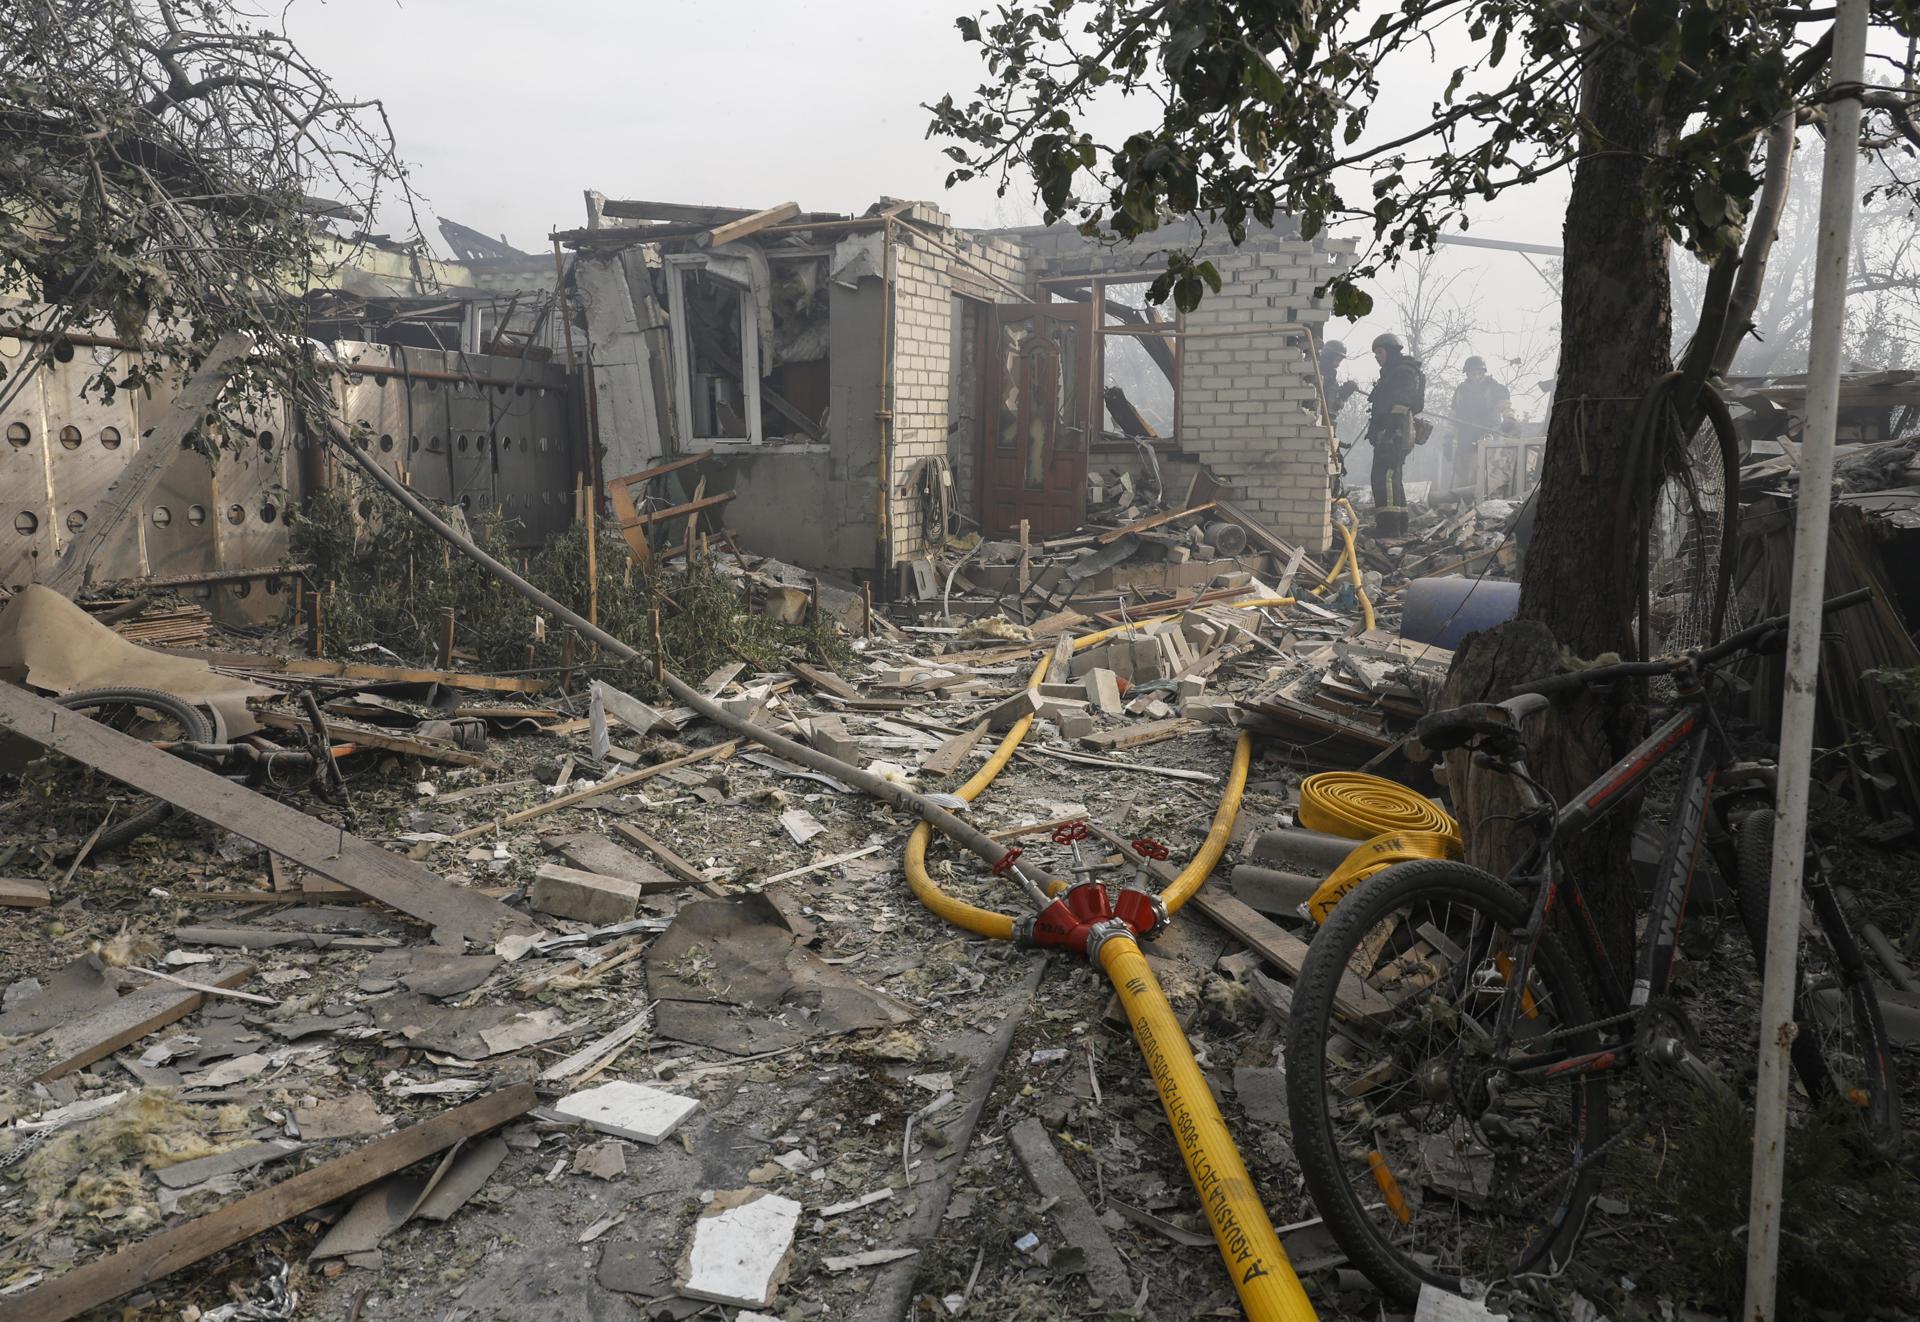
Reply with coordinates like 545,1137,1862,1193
1400,576,1522,649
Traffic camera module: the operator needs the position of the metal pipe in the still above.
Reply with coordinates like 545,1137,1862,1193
1745,7,1868,1316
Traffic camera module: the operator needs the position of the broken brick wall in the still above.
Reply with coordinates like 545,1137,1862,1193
988,223,1352,553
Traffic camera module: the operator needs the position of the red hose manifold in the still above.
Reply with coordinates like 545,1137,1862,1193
1050,821,1091,845
991,847,1023,877
1115,887,1170,940
1026,881,1118,956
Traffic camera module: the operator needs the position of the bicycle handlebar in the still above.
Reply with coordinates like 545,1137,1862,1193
1521,588,1873,696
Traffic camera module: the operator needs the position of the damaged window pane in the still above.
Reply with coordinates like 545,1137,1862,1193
1100,281,1177,442
677,265,752,441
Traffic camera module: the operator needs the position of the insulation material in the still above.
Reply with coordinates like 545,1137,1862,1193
0,585,267,735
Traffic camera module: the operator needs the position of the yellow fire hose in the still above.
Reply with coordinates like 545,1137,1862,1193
1296,771,1462,923
903,623,1320,1321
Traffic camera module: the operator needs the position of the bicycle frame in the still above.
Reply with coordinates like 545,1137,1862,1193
1488,680,1733,1080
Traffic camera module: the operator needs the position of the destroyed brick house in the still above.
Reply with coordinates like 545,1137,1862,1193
0,195,1351,614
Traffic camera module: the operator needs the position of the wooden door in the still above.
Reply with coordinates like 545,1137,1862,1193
978,301,1093,537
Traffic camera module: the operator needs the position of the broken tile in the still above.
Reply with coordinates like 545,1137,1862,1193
294,1094,391,1141
573,1139,628,1181
554,1080,699,1144
675,1189,801,1309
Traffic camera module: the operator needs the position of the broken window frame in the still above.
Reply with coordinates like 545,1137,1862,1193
1042,273,1183,452
665,253,763,448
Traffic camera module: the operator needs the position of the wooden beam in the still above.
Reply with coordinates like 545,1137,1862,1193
607,451,716,492
609,822,718,894
1095,502,1216,546
0,878,49,907
1189,893,1391,1024
599,200,755,225
0,683,533,948
614,491,736,532
1079,718,1198,751
698,201,801,249
789,662,862,701
253,712,484,767
447,740,740,841
0,1085,537,1322
2,963,254,1083
920,721,989,776
164,651,548,694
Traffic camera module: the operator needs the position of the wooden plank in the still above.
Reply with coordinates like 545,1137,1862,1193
607,475,653,565
615,490,736,531
920,720,989,776
1095,502,1216,546
447,740,740,841
4,963,253,1083
253,711,484,767
1008,1119,1134,1304
0,683,532,949
0,878,49,907
1188,893,1391,1024
609,822,717,894
167,651,548,694
0,1085,537,1322
789,662,861,700
607,451,716,491
1079,718,1198,752
698,201,801,248
599,200,755,225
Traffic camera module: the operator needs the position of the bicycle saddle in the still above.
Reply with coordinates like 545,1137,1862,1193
1414,692,1550,752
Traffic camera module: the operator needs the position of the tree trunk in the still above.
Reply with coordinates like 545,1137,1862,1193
1450,42,1671,959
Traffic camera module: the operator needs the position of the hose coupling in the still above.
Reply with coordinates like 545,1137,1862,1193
1084,918,1136,963
1115,887,1169,940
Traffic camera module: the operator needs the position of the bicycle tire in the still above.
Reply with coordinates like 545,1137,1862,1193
52,687,213,853
1732,811,1901,1152
1286,858,1609,1304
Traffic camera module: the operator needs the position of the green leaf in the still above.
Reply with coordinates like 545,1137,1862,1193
1331,282,1374,319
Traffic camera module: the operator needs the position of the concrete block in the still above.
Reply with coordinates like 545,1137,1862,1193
1038,696,1091,722
1056,710,1096,740
1038,683,1086,702
1184,697,1240,725
1158,629,1194,674
531,865,642,925
1083,668,1124,715
556,1080,699,1144
1176,675,1207,700
1129,637,1166,682
985,688,1044,732
1181,613,1224,651
1068,643,1107,679
805,716,859,766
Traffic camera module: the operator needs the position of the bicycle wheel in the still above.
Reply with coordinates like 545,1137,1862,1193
1286,859,1609,1303
51,687,213,852
1733,811,1900,1152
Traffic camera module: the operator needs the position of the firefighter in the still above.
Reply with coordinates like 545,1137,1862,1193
1318,338,1357,422
1449,354,1511,490
1366,332,1426,536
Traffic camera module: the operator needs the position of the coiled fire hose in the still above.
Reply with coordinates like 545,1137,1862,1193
321,415,1318,1319
905,624,1319,1321
1296,772,1461,922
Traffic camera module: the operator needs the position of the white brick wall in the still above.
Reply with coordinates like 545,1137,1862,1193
887,230,955,565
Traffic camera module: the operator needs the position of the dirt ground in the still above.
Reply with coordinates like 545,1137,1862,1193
2,583,1917,1322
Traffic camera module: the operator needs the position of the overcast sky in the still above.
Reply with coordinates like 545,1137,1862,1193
289,0,1573,401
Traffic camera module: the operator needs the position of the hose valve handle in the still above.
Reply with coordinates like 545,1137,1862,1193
1129,836,1168,889
991,847,1023,877
1053,820,1093,884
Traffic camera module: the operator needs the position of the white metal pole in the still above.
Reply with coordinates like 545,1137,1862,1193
1743,5,1869,1317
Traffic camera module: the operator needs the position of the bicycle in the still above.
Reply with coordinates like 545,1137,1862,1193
1282,588,1901,1303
